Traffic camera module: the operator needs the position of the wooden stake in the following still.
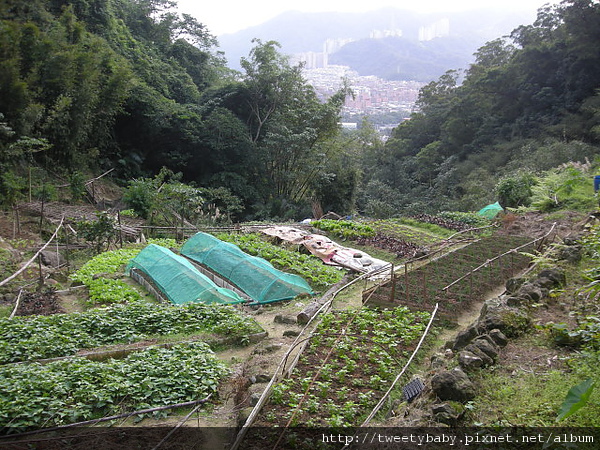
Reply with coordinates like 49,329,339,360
37,253,43,289
65,227,70,274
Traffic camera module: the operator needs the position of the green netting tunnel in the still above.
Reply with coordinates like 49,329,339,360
477,201,504,219
181,232,314,304
126,244,245,305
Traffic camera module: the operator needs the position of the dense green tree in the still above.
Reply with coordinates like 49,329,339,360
236,39,351,215
495,172,536,208
373,0,600,215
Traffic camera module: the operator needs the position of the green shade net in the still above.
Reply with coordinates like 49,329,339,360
181,232,313,304
126,244,244,305
477,201,504,219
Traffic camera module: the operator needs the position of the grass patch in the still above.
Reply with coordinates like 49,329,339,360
471,367,600,427
0,305,12,318
396,218,457,238
370,219,449,244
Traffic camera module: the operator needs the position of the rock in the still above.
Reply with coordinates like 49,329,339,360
506,296,527,307
534,277,555,290
478,306,508,331
452,325,478,351
558,245,583,263
478,305,530,336
464,344,494,366
431,368,476,402
518,283,543,302
283,330,300,337
274,314,297,325
40,250,65,268
249,393,262,406
488,329,509,347
476,333,499,348
471,338,499,361
537,268,566,287
506,277,525,294
432,403,460,425
252,343,283,355
458,350,484,370
430,353,447,369
263,344,282,353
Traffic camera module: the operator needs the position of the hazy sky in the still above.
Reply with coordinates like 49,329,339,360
177,0,560,35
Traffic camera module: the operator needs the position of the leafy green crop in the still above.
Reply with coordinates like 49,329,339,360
71,239,179,305
0,303,262,364
311,219,376,240
261,307,432,427
0,342,229,430
437,211,490,228
215,233,344,288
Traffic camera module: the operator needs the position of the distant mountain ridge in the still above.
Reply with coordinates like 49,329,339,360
218,7,536,81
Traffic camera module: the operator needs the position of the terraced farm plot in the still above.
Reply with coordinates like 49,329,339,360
364,235,536,319
245,307,432,445
0,342,228,430
0,302,263,364
353,219,456,258
369,219,451,245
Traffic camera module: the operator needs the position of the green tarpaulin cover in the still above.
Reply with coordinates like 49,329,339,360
126,244,244,305
477,201,504,219
181,232,313,304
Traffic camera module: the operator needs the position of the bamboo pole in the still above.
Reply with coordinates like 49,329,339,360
0,216,64,288
8,289,23,319
151,401,207,450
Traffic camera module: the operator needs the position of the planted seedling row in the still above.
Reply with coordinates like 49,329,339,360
366,235,534,318
249,307,431,432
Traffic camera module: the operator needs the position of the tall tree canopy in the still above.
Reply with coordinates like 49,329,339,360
367,0,600,214
0,2,352,219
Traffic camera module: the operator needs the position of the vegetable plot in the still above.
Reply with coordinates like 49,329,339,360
70,239,179,305
252,307,431,430
371,218,453,243
365,236,534,318
310,219,376,240
0,303,263,364
0,342,228,430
